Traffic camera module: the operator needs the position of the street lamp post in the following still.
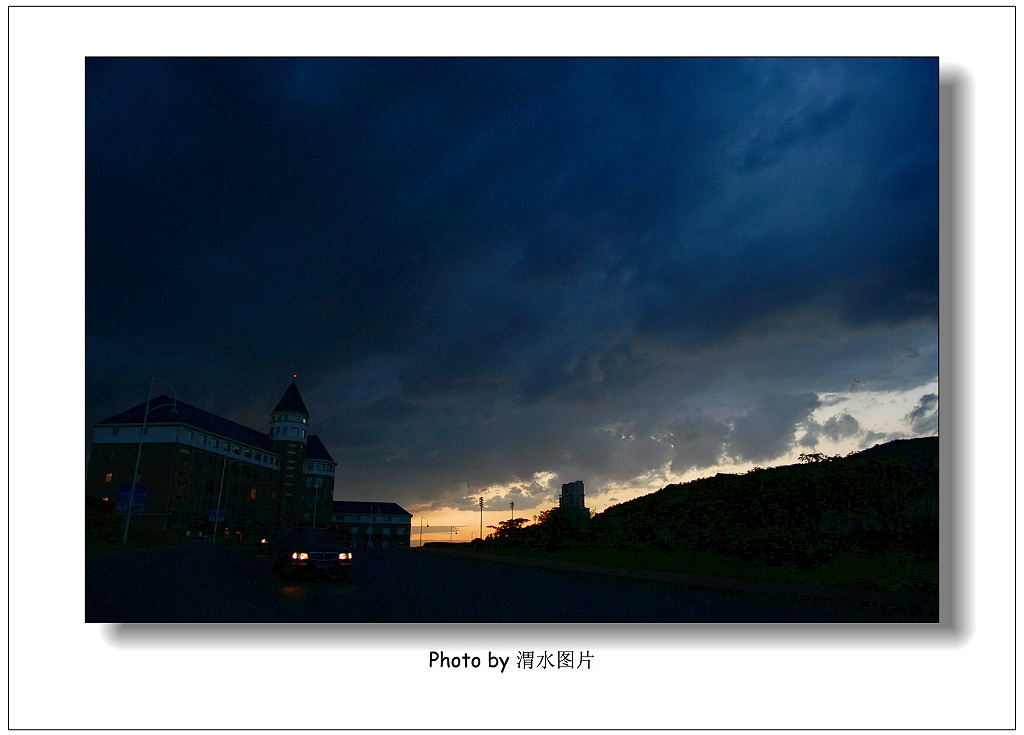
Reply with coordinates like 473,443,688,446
213,457,243,544
312,484,331,528
419,517,429,547
121,376,177,548
510,501,514,523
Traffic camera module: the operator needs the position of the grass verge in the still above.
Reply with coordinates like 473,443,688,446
86,529,191,558
474,546,938,593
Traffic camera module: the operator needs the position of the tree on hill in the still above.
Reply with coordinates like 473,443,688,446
486,517,529,544
799,452,837,463
528,506,591,549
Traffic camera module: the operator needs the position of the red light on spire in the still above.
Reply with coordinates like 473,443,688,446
293,374,297,379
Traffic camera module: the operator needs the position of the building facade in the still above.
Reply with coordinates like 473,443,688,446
559,480,590,516
85,380,337,538
330,501,413,549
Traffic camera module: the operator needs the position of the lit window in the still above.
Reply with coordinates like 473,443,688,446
250,488,257,500
301,430,306,439
104,473,113,483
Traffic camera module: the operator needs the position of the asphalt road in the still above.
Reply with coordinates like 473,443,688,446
85,545,934,623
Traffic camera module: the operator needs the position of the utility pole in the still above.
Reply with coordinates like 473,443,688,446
510,501,514,523
479,497,484,540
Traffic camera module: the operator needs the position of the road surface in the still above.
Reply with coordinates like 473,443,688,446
85,544,936,623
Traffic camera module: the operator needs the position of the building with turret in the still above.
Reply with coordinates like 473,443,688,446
85,379,339,539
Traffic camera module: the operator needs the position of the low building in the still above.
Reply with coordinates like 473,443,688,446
331,501,413,549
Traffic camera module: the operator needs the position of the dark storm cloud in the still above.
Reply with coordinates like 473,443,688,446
907,393,939,435
860,430,905,450
799,412,860,448
725,393,822,464
86,57,938,510
669,412,730,473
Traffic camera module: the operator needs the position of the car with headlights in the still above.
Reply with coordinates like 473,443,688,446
270,527,353,581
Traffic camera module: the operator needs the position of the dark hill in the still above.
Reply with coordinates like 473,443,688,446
587,437,939,564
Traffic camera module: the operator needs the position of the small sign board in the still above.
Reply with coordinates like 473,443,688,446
117,485,146,513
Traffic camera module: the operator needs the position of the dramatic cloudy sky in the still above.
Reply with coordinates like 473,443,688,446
85,57,938,530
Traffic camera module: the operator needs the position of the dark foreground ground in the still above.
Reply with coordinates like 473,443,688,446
85,545,938,623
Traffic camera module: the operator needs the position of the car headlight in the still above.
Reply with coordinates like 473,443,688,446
291,552,308,560
260,538,268,544
338,552,352,560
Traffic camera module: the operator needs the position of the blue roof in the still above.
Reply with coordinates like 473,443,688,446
332,501,411,517
99,395,274,450
273,381,309,415
97,393,336,460
306,435,335,463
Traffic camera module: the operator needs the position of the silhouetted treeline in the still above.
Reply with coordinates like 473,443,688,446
478,437,938,567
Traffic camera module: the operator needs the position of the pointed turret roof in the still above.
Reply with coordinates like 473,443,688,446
273,380,309,416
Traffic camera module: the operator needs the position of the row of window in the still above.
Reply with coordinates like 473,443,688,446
303,461,335,474
344,527,406,535
333,514,409,524
274,414,308,424
272,426,306,439
106,426,286,469
182,430,280,467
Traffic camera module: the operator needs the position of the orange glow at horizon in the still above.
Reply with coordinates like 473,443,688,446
406,505,556,546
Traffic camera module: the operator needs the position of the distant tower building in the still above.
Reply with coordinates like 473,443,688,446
559,480,589,516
